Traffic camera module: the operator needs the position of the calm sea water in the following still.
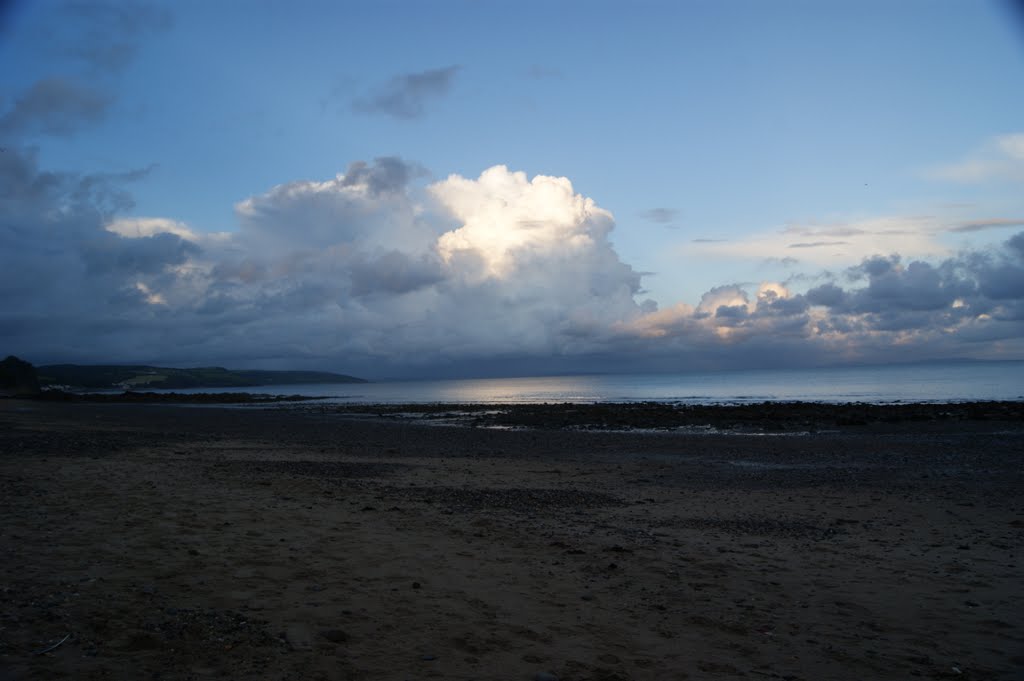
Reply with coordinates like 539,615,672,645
163,361,1024,405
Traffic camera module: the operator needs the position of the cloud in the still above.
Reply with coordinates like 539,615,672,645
82,231,199,276
927,132,1024,184
696,285,749,317
788,241,849,249
0,77,113,137
4,149,1024,375
232,156,436,253
0,1,171,145
849,258,960,312
352,66,460,120
3,159,647,371
947,217,1024,233
623,230,1024,367
105,216,230,245
0,146,198,335
106,217,198,242
0,2,171,144
640,207,677,224
348,251,443,297
688,215,949,267
764,256,800,268
1009,232,1024,259
58,0,172,72
431,165,625,280
340,157,427,194
806,283,845,307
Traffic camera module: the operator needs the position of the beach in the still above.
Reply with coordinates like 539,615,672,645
1,400,1021,680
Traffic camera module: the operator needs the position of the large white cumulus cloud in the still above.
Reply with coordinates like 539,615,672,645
3,151,1024,376
428,166,646,355
205,160,649,365
434,166,615,277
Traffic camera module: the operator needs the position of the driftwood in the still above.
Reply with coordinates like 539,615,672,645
34,633,70,656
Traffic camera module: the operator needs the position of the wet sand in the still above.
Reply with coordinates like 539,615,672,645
1,400,1021,680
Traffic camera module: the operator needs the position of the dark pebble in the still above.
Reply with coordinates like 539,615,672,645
320,629,348,643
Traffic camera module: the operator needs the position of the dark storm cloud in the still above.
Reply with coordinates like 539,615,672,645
714,304,748,320
0,145,191,350
805,282,846,307
854,260,956,312
81,231,199,275
854,255,899,278
791,237,1024,339
974,261,1024,299
756,292,808,316
352,66,460,120
0,146,130,235
0,78,112,137
1008,232,1024,259
629,230,1024,369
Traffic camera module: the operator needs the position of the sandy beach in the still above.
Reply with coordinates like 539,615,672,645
1,399,1021,680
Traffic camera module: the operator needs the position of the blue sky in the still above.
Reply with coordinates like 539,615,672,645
2,0,1024,377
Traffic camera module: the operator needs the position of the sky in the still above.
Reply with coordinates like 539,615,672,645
1,0,1024,379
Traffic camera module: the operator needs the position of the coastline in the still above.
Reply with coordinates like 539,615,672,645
1,400,1021,680
15,392,1024,430
308,400,1024,433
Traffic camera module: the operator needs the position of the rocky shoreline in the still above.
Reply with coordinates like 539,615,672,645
314,400,1024,432
14,391,1024,429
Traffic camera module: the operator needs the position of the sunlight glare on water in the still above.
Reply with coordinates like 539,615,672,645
160,361,1024,405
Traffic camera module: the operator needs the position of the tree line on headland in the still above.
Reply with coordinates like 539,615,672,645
0,356,365,396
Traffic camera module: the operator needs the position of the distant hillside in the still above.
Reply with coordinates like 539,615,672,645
36,364,366,390
0,355,41,395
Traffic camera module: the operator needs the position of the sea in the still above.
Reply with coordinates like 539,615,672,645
159,360,1024,405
